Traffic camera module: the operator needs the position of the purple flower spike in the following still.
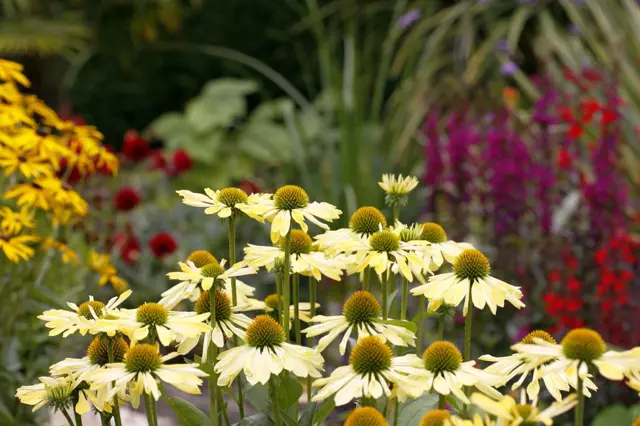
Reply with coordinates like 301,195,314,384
501,61,518,76
397,9,421,29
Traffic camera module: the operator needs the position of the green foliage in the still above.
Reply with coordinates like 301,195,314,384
389,393,438,426
166,396,211,426
592,404,640,426
148,77,295,189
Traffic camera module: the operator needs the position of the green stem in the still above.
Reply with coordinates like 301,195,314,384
275,272,284,324
61,409,75,426
438,316,445,340
228,215,245,419
392,204,400,224
307,277,317,401
209,290,219,426
282,230,292,336
400,277,408,320
218,386,230,426
393,400,400,426
107,339,123,426
438,393,446,409
363,267,370,291
463,290,474,415
151,396,158,426
143,394,157,426
293,273,301,345
416,296,425,355
381,273,388,320
74,406,83,426
270,378,282,426
575,371,584,426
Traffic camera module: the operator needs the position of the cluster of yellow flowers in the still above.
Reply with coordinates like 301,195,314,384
16,175,640,426
0,60,127,291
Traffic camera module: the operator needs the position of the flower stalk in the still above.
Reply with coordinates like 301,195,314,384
293,273,301,345
575,373,584,426
209,289,219,426
270,378,282,426
400,276,408,320
381,272,388,320
107,338,123,426
282,230,292,336
228,214,245,418
307,276,317,401
416,296,425,355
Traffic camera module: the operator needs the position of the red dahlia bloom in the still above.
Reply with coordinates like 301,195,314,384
122,130,150,162
238,180,260,195
149,150,167,171
171,149,192,175
120,236,141,265
114,187,141,212
149,232,177,259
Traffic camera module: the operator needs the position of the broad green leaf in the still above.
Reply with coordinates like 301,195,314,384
277,373,303,409
167,396,211,426
183,131,224,163
149,112,188,140
185,96,245,134
299,401,317,426
235,413,273,426
629,404,640,422
396,393,438,426
374,318,418,333
238,122,292,164
279,409,299,426
592,405,631,426
201,78,258,99
245,383,270,412
251,99,293,122
312,399,335,425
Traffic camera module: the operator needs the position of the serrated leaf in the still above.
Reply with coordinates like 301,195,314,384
396,393,438,426
167,396,211,426
374,318,418,333
312,399,335,425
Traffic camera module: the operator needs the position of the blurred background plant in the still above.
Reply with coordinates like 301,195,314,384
3,0,640,423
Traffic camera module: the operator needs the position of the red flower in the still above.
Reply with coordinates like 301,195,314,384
580,98,600,123
582,68,602,82
567,278,581,292
122,130,150,163
566,257,579,270
171,150,192,175
567,123,583,139
595,248,608,264
562,67,577,82
558,106,574,122
548,270,562,282
149,150,167,171
601,108,618,125
565,298,583,312
120,236,141,265
238,180,260,195
149,232,177,259
114,187,141,212
557,148,572,170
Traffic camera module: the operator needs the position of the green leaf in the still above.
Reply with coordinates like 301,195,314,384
250,99,293,122
312,399,335,425
396,393,438,426
0,399,13,424
235,413,273,426
299,402,317,426
245,383,270,412
185,95,245,134
592,405,631,426
277,373,303,409
374,318,417,333
411,310,436,324
238,122,292,164
183,131,224,163
166,396,211,426
279,409,299,426
629,404,640,422
201,79,258,99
